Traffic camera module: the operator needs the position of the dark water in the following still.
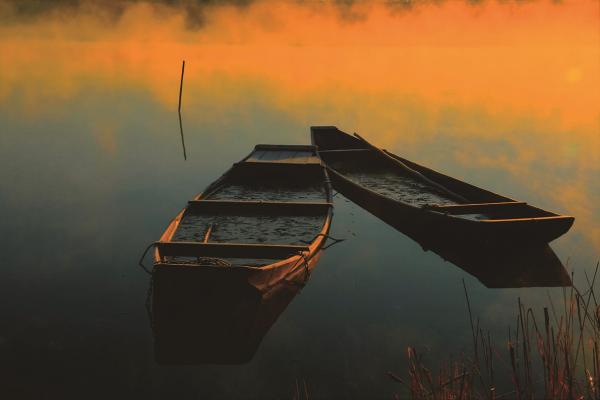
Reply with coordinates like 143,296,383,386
0,91,596,399
1,1,599,399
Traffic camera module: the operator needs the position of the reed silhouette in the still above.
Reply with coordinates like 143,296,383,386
389,264,600,399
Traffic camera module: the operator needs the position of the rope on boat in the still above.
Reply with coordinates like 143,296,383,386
145,269,155,335
137,242,157,333
257,250,311,293
322,236,345,250
197,257,232,267
299,252,311,283
139,241,232,271
294,251,312,284
281,233,346,288
300,233,346,250
162,256,232,267
138,243,155,275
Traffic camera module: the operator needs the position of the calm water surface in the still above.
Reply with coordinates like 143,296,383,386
0,1,599,398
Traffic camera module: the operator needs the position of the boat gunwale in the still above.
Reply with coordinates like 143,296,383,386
153,145,334,272
154,204,333,272
311,127,574,224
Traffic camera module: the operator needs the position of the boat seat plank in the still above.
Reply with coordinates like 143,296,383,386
255,144,317,152
426,201,526,214
318,149,371,153
253,149,268,160
188,200,332,215
156,241,309,259
246,148,321,164
260,150,294,161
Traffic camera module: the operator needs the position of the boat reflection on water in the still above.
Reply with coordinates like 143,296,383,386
148,144,333,365
149,223,570,368
150,264,305,365
349,200,571,288
309,126,571,288
408,230,572,288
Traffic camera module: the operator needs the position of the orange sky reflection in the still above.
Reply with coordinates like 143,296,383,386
0,0,598,249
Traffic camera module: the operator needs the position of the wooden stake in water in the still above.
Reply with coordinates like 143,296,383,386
178,60,187,160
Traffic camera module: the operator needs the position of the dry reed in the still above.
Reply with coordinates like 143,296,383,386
390,263,600,400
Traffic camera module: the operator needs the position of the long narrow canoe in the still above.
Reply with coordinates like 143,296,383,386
311,126,574,244
153,144,333,291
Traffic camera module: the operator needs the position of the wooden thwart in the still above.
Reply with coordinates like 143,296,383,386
254,144,317,152
246,144,321,165
318,149,371,154
480,215,574,223
426,201,526,214
156,241,309,260
188,199,332,215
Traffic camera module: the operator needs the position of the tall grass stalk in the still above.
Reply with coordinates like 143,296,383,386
390,263,600,400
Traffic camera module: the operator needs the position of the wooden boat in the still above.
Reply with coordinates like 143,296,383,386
311,126,574,244
153,144,333,292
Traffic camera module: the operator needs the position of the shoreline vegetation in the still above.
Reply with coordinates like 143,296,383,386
388,263,600,400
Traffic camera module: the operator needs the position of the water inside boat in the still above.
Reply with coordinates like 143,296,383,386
172,213,324,245
324,151,490,220
166,146,331,267
208,182,327,202
341,170,457,208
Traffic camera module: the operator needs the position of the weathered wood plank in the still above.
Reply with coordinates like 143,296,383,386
156,241,309,259
318,149,371,153
254,144,317,152
426,201,526,214
253,149,268,160
246,148,321,164
188,199,332,215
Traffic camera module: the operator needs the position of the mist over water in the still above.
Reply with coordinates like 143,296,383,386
0,0,598,398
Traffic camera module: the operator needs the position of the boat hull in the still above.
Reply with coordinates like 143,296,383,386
312,126,574,244
330,167,572,244
152,144,333,292
154,247,323,293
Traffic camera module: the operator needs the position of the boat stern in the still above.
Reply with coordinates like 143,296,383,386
310,126,367,151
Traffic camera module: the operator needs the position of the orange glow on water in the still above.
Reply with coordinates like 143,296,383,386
1,0,598,128
0,0,598,248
